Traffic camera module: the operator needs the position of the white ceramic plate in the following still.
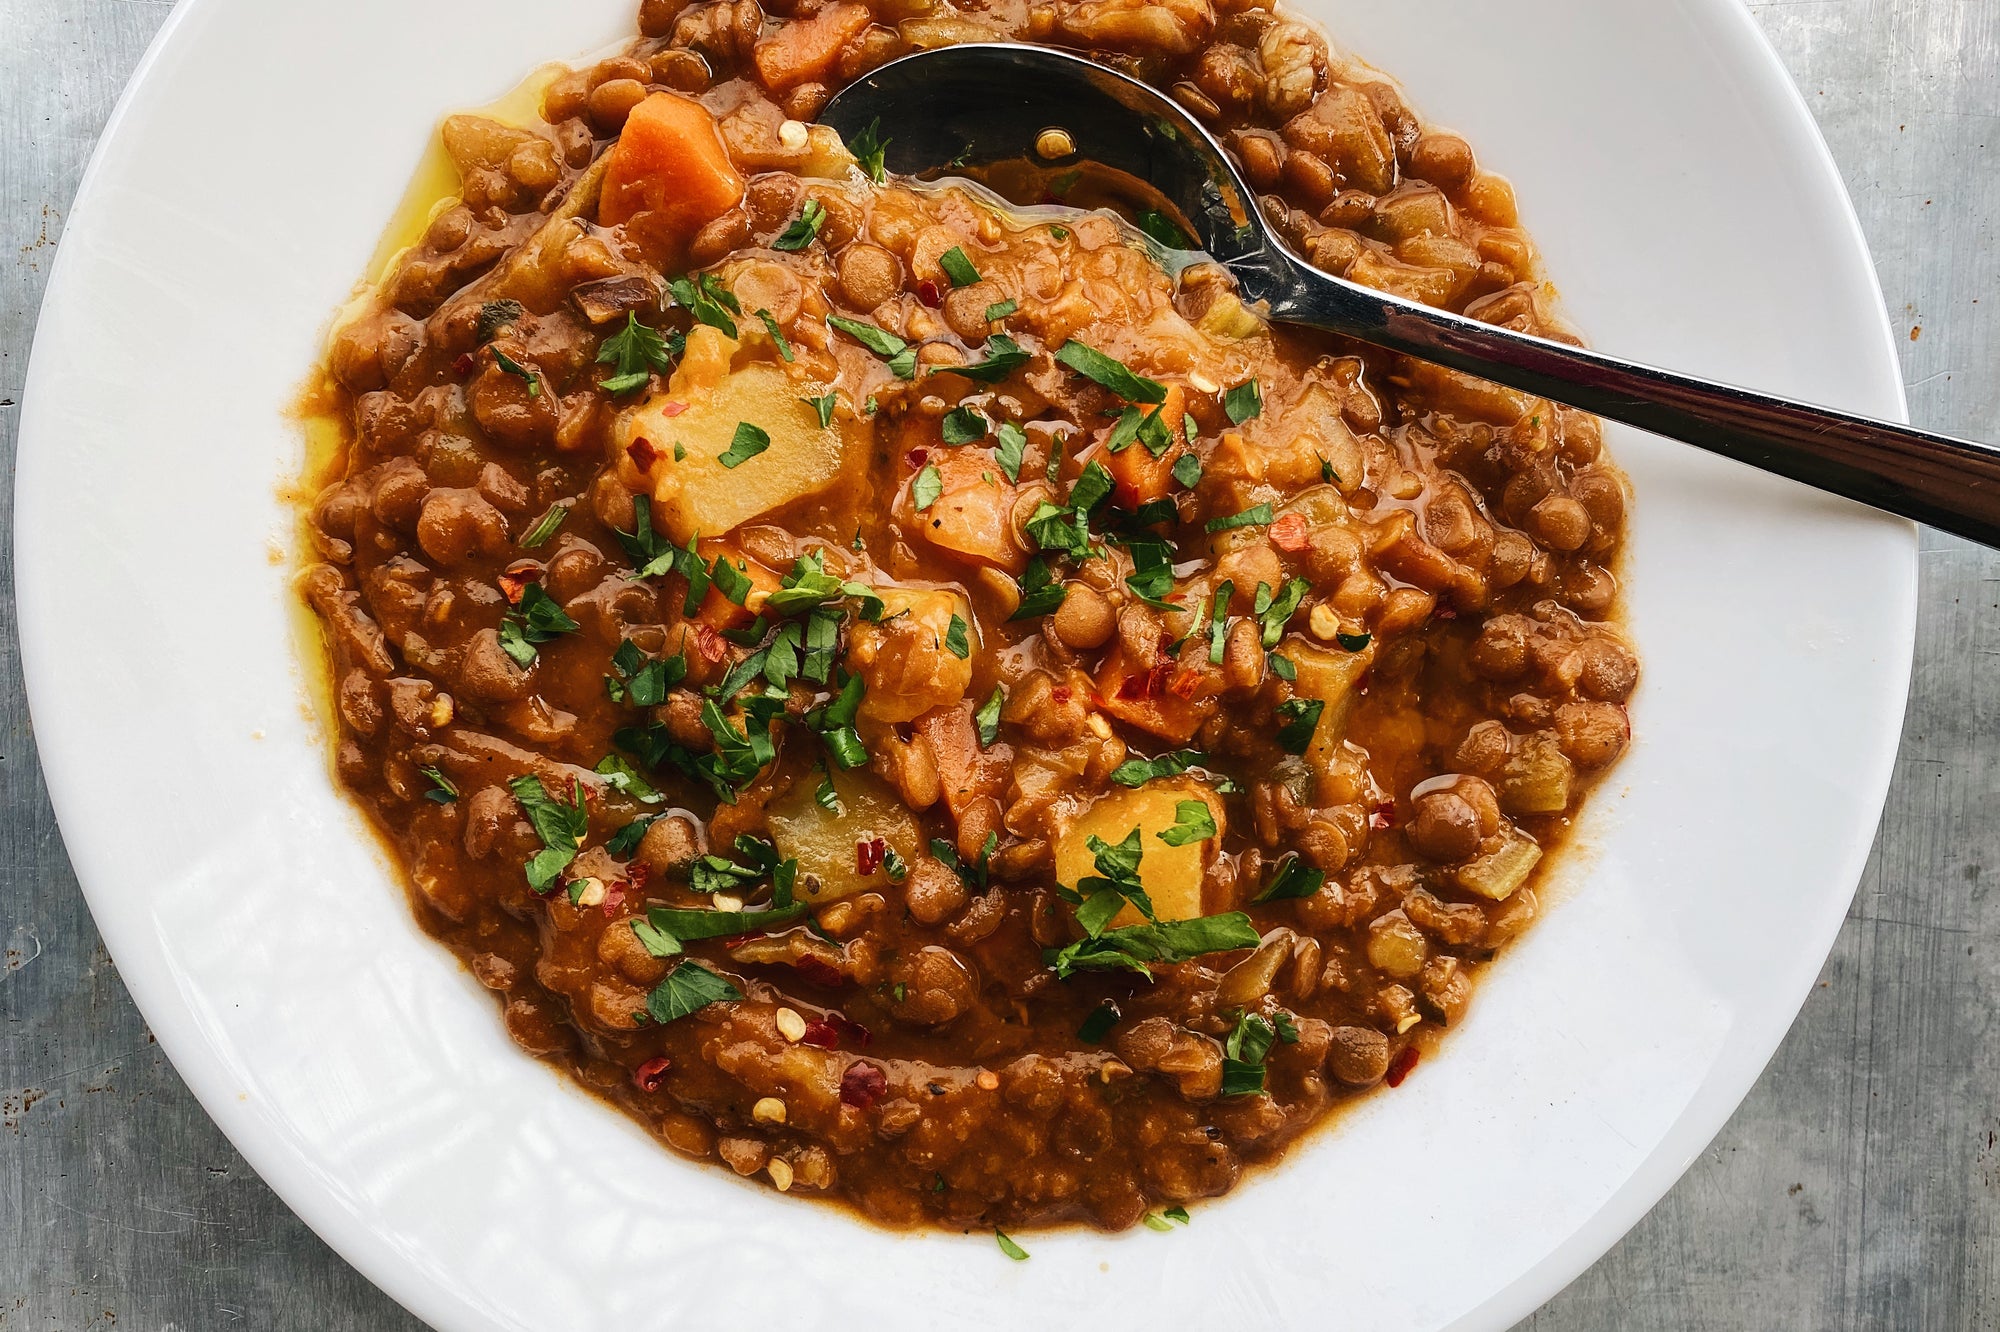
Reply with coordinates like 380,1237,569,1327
17,1,1914,1327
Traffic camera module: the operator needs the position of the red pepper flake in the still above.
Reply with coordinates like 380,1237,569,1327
1167,667,1202,701
633,1056,672,1093
1384,1046,1419,1088
1269,512,1310,553
794,955,849,990
1050,685,1072,705
1369,800,1398,831
657,400,689,418
694,624,727,663
599,878,627,917
1433,603,1458,621
627,436,658,470
624,861,653,892
451,352,476,377
801,1012,873,1050
915,279,942,308
839,1061,889,1109
904,447,929,471
496,563,542,606
856,836,887,877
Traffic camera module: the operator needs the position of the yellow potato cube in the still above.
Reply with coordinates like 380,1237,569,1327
1054,780,1221,928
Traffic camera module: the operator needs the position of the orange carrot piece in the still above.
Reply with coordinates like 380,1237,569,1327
599,92,746,245
753,3,874,92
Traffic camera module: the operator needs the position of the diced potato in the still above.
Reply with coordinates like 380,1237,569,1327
914,702,1008,819
767,767,923,904
1283,640,1374,804
615,355,849,544
845,587,975,724
1497,732,1573,815
1054,780,1221,928
912,447,1028,573
1457,827,1543,901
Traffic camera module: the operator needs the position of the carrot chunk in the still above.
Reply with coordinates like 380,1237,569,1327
599,92,746,245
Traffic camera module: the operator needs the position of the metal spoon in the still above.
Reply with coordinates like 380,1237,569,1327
822,43,2000,546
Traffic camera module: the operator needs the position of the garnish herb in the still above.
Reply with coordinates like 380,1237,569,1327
1337,630,1373,652
717,422,771,469
1054,341,1167,404
508,774,588,892
1319,453,1339,485
1221,1010,1280,1096
1143,1213,1174,1233
944,614,971,659
1254,855,1325,904
912,464,944,511
490,348,541,398
475,298,524,343
1136,209,1195,250
808,671,869,770
632,896,806,957
1171,451,1203,489
499,583,579,668
709,556,753,605
1045,910,1261,979
995,1231,1029,1262
1205,502,1274,534
827,314,916,379
644,961,742,1025
1076,1001,1121,1044
815,774,840,811
1110,749,1210,788
1274,697,1324,754
419,766,458,804
1258,578,1310,648
1010,556,1068,621
597,312,681,394
803,391,839,429
1158,799,1217,847
519,502,569,548
993,422,1027,482
1223,378,1264,424
984,298,1019,322
938,246,981,287
941,405,989,444
606,815,657,859
1049,225,1070,241
1268,652,1297,682
848,118,890,183
754,309,795,362
669,273,741,338
1163,1206,1191,1225
944,334,1031,384
594,753,663,804
606,638,686,706
771,198,826,251
975,686,1005,747
1207,579,1234,666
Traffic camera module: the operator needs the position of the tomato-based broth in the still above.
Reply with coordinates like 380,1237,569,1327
301,0,1636,1233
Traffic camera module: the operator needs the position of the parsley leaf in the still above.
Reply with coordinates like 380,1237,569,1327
1205,502,1274,534
1337,630,1373,652
491,348,541,398
597,312,680,394
1111,749,1209,788
1172,452,1203,489
1274,697,1324,754
912,463,943,511
944,614,971,659
1044,911,1260,980
634,899,807,957
848,118,890,183
1253,854,1325,904
669,273,740,338
519,502,569,548
827,314,916,379
771,198,826,251
1158,799,1217,847
644,961,742,1024
498,583,578,668
1221,1010,1278,1096
995,1231,1029,1262
594,753,664,804
754,309,795,362
1136,209,1196,250
975,685,1005,747
1077,1001,1121,1044
1259,577,1310,648
419,766,457,804
1207,579,1234,666
1010,556,1067,621
803,391,839,428
808,671,869,770
944,334,1031,384
717,422,771,469
993,422,1027,482
508,773,588,892
1054,341,1167,404
938,246,981,287
984,298,1019,322
1223,378,1264,424
941,405,989,444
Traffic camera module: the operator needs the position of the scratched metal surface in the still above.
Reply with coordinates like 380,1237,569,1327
3,1,1995,1327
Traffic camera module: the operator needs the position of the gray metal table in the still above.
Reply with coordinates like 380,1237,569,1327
3,2,1994,1326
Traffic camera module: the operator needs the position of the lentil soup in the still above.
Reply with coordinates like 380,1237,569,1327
300,0,1637,1233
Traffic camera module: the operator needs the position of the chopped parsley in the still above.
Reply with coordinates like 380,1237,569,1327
984,298,1019,322
717,422,771,469
827,314,916,379
604,638,687,706
1223,378,1264,424
419,766,457,804
644,961,742,1024
1221,1010,1288,1096
710,556,753,605
944,334,1031,384
519,502,569,548
475,298,523,343
1053,341,1167,404
594,753,663,804
754,309,795,362
944,614,971,659
993,422,1027,482
669,272,740,338
995,1230,1029,1262
975,685,1005,747
1111,749,1208,788
938,246,981,287
1258,578,1310,648
912,463,943,511
1010,556,1067,621
803,391,839,428
597,312,681,395
771,198,826,251
1337,630,1373,652
1136,209,1195,250
498,583,578,668
807,671,869,770
1253,854,1325,904
1172,451,1203,489
1157,799,1217,847
848,117,890,183
1274,697,1324,754
941,405,989,444
1207,579,1234,666
1077,1000,1121,1044
1269,652,1297,682
1045,909,1261,980
606,815,657,859
490,348,541,398
508,773,588,892
1205,502,1274,534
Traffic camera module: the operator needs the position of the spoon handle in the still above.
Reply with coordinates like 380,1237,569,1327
1267,255,2000,546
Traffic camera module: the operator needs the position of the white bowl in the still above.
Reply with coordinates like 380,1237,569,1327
15,0,1914,1327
